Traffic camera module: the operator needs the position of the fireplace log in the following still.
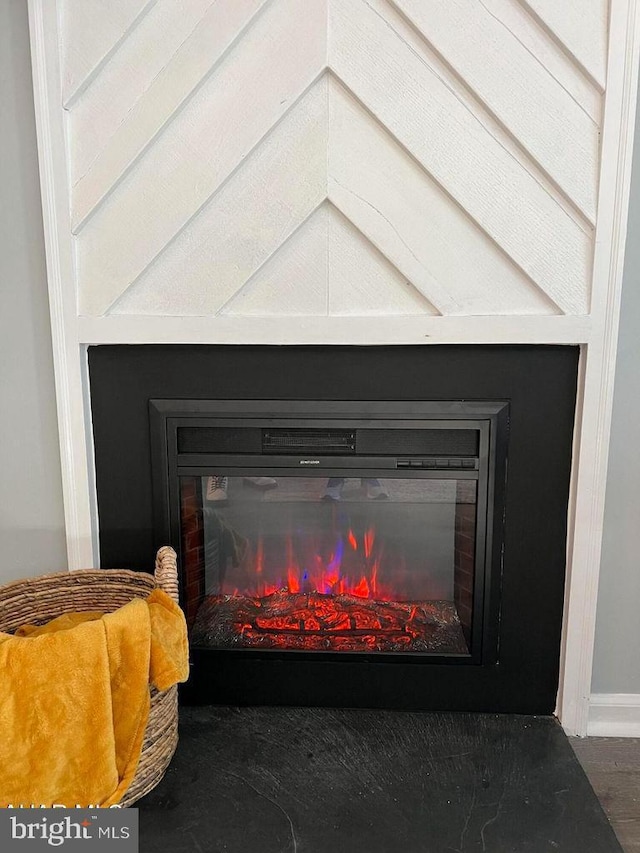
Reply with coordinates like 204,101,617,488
191,591,468,654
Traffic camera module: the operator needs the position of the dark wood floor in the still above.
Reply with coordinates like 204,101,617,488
571,738,640,853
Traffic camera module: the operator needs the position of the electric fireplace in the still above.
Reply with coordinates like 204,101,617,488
89,344,578,713
151,401,507,667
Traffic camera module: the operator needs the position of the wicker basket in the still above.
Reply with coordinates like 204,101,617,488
0,545,182,807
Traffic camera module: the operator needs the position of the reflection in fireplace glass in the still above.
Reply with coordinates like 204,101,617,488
182,476,477,655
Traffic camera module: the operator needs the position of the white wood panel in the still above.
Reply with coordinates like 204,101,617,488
71,0,269,230
475,0,602,123
557,0,640,736
65,0,603,319
327,205,436,315
69,0,215,187
77,0,328,316
110,81,328,315
328,0,593,315
328,80,559,316
523,0,609,89
61,0,155,106
223,206,329,316
28,0,98,569
391,0,599,220
76,314,593,345
224,203,438,316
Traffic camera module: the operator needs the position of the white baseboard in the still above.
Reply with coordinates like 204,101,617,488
587,694,640,737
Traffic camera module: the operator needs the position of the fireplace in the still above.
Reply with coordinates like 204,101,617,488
89,344,578,713
152,400,507,666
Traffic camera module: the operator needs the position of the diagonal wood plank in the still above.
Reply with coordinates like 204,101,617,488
107,80,328,316
77,2,328,315
69,0,216,188
390,0,599,221
328,78,561,316
61,0,156,107
519,0,609,90
328,0,592,314
471,0,601,122
71,0,271,231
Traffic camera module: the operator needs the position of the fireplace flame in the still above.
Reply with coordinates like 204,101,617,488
235,525,396,601
363,526,375,559
352,576,370,598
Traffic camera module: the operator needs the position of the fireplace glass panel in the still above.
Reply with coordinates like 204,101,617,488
182,475,478,656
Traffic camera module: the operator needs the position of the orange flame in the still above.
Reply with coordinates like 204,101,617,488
352,576,370,598
325,571,339,590
371,557,379,597
287,567,300,593
364,527,375,559
347,529,358,550
255,535,264,575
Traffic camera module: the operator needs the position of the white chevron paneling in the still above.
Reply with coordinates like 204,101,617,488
77,0,328,315
224,205,330,316
71,0,270,230
223,203,438,316
52,0,608,319
329,0,593,315
61,0,155,106
328,81,559,316
110,80,328,316
111,77,559,317
69,0,218,191
391,0,599,220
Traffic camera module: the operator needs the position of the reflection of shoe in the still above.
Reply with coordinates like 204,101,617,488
243,476,277,490
366,480,389,500
322,485,343,501
206,476,228,503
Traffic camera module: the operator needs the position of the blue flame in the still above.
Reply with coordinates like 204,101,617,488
327,537,344,573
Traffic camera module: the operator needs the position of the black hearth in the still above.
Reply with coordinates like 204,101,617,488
89,345,578,714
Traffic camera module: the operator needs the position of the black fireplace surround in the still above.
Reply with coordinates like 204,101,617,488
89,345,578,714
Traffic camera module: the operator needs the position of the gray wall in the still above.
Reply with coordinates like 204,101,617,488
591,89,640,695
0,0,638,692
0,0,67,580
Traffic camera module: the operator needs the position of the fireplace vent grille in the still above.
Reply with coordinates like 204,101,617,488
262,429,356,454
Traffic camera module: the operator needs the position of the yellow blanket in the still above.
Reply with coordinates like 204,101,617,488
0,588,189,808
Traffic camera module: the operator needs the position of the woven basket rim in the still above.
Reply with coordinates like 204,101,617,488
0,567,156,595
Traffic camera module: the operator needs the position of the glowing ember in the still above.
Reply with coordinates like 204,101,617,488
191,592,469,654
